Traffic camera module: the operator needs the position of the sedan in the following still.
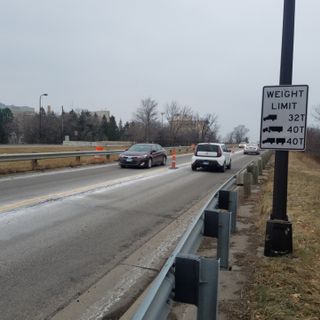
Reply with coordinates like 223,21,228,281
243,144,260,155
119,143,167,168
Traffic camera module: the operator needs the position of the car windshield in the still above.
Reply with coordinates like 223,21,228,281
197,144,219,152
128,144,152,152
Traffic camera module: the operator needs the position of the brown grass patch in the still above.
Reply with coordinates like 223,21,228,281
250,152,320,320
0,145,123,174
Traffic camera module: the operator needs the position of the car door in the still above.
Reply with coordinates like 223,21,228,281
151,144,160,164
155,144,164,164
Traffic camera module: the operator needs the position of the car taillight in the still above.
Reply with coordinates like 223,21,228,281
217,148,222,157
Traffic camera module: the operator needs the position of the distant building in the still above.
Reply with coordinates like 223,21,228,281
0,102,35,116
94,110,110,121
0,102,35,144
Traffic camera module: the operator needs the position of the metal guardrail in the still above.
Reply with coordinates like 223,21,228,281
0,146,193,163
131,176,236,320
0,150,123,162
131,151,273,320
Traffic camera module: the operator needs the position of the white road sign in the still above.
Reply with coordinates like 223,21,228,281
260,85,309,150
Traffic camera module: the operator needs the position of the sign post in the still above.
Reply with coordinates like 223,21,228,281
262,0,308,256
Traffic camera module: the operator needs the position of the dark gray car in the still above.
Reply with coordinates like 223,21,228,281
119,143,167,168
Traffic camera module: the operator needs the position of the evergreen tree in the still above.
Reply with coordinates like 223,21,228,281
0,108,14,143
99,115,109,140
107,115,119,140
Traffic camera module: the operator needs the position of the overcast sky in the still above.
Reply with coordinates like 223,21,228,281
1,0,319,140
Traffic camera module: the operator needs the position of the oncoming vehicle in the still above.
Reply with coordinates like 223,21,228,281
238,142,247,148
191,143,232,172
243,144,260,155
119,143,167,168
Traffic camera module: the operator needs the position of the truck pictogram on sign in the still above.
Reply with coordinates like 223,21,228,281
260,85,308,151
263,114,277,121
262,126,283,133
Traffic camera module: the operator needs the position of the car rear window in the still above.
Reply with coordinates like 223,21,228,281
128,144,152,152
197,144,219,152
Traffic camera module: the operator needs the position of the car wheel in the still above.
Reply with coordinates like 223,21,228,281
120,164,126,168
227,160,231,169
191,164,197,171
161,156,167,166
220,162,226,172
146,158,152,168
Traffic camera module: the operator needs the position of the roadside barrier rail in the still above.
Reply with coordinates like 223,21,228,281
0,146,193,163
131,150,272,320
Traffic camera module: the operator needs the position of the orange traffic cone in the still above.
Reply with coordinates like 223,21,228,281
94,146,105,163
170,148,177,169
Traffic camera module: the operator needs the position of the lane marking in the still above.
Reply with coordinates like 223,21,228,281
0,163,190,214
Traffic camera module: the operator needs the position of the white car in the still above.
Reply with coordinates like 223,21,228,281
243,144,260,155
191,143,232,172
238,142,247,148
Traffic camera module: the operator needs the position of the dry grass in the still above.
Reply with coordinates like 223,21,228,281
250,152,320,320
0,145,123,174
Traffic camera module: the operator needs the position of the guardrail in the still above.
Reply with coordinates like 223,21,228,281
0,146,194,170
130,150,273,320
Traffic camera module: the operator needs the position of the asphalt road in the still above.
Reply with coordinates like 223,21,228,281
0,152,257,320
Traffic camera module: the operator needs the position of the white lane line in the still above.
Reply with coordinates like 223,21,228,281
0,163,191,214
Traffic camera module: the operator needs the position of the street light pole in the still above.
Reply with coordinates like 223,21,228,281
39,93,48,142
161,112,165,128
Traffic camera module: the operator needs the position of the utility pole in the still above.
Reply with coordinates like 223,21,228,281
61,105,64,143
264,0,295,256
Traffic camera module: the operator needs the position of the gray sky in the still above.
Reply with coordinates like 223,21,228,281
1,0,319,140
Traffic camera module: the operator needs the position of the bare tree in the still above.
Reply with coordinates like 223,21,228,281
224,131,234,144
165,101,193,145
196,113,219,142
313,105,320,123
231,125,249,144
134,98,158,142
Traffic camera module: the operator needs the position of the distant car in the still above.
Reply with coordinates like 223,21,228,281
238,142,247,148
244,144,260,155
119,143,167,168
191,143,231,172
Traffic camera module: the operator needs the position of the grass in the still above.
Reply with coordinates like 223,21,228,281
0,145,123,174
250,152,320,320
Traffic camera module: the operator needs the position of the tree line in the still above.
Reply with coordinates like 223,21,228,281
1,97,254,146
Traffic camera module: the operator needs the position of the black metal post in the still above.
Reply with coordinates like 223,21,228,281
39,93,48,143
264,0,295,256
39,95,42,143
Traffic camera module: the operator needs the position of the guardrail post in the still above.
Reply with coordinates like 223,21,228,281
218,190,238,233
257,159,263,176
31,159,38,170
243,172,252,198
75,156,81,165
247,163,258,185
229,191,238,233
236,171,244,186
175,254,220,320
204,209,232,270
